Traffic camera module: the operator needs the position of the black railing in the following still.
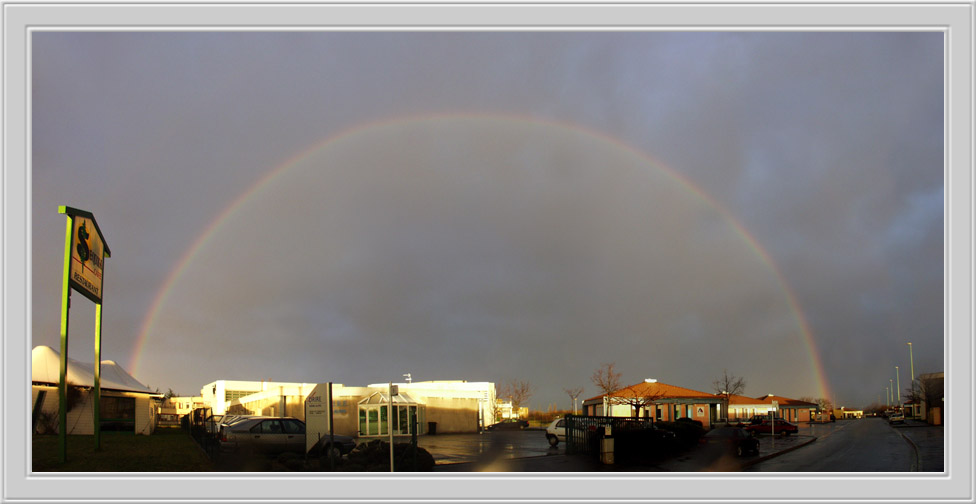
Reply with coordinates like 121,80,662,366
564,414,655,455
184,407,219,458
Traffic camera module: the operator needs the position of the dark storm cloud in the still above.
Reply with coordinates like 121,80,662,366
31,31,943,407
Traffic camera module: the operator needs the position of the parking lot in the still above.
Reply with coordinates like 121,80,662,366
419,429,559,465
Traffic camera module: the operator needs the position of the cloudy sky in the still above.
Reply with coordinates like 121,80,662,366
31,31,943,410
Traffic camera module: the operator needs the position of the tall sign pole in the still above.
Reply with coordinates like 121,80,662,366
57,206,110,461
57,212,73,463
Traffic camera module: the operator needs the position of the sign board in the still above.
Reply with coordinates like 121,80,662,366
696,406,705,417
305,384,332,454
61,207,110,303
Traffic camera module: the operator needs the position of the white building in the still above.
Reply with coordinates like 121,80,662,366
31,346,162,435
199,379,497,437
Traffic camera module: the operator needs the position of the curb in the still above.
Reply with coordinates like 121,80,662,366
893,428,922,471
741,436,817,469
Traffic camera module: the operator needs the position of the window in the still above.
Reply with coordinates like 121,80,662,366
358,399,425,436
251,420,283,434
99,396,135,432
225,390,252,402
368,409,378,435
398,406,409,435
283,419,304,434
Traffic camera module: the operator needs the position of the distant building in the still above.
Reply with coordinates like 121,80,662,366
833,407,863,419
918,372,944,425
31,346,162,435
581,379,724,428
724,393,775,421
158,395,206,426
753,394,818,423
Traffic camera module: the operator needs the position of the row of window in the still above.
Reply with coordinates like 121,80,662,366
358,405,425,436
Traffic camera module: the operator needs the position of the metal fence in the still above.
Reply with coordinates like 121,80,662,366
184,407,219,458
564,414,655,455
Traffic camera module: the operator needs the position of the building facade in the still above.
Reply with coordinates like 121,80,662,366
207,379,497,437
753,394,818,423
581,379,724,429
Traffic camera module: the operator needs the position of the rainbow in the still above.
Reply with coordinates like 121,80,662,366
131,113,833,400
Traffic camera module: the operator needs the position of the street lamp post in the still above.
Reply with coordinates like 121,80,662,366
907,342,915,383
895,366,901,405
886,385,890,407
889,379,893,407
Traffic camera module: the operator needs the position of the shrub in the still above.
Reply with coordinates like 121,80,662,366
342,439,435,472
35,410,60,435
656,421,705,449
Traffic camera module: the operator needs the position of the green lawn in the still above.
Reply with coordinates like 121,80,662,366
32,428,214,472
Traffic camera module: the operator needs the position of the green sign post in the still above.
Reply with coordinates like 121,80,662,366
57,206,110,462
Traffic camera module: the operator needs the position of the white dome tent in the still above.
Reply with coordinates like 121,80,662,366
31,346,163,435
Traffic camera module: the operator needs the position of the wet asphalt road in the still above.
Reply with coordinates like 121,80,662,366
746,417,917,472
209,418,943,472
418,428,559,465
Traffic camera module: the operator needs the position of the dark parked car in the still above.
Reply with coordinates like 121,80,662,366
219,417,356,458
676,417,703,428
702,427,760,457
744,418,799,435
486,418,529,431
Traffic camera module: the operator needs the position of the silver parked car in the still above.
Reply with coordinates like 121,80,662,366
545,418,567,446
219,417,356,458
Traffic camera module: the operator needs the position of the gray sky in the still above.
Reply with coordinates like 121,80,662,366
31,32,943,410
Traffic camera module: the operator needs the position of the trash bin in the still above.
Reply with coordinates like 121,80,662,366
600,436,615,465
599,425,614,465
428,422,437,435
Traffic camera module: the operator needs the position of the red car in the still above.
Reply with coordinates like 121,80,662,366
744,418,798,436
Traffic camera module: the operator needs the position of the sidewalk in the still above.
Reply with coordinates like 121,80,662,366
891,419,944,472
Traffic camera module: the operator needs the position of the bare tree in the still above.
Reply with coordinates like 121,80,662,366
563,386,584,415
615,384,665,420
712,369,746,420
498,380,533,418
591,363,622,416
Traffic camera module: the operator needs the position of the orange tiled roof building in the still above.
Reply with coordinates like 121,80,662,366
581,379,724,429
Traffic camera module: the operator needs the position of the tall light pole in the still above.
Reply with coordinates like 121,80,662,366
886,385,890,406
889,379,893,407
895,366,901,405
907,342,915,383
